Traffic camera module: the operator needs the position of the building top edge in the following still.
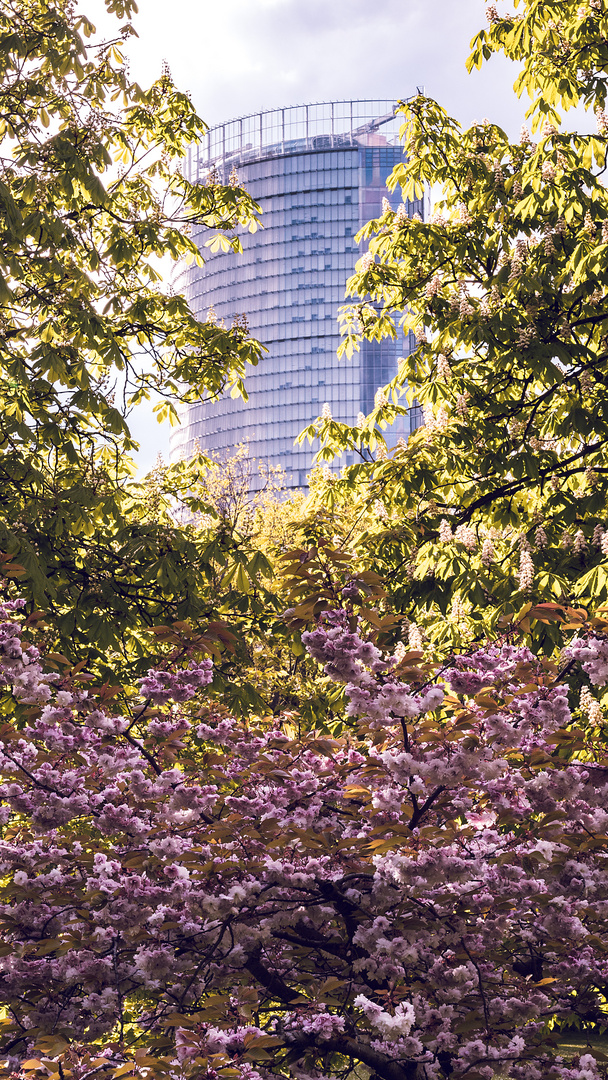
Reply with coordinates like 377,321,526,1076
192,97,416,171
202,97,414,136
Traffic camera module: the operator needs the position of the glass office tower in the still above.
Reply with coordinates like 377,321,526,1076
170,100,423,488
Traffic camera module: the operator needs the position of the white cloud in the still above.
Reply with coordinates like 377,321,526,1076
85,0,526,133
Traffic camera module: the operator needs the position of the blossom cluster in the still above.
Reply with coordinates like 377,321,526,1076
564,634,608,685
302,612,444,726
139,660,214,703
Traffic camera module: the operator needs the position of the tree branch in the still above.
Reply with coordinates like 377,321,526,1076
285,1031,421,1080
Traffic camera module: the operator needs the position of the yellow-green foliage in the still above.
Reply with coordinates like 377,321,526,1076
297,0,608,656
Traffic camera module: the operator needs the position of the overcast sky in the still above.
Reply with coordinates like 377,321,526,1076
118,0,525,134
88,0,528,470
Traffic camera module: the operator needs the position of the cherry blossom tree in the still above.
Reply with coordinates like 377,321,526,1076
1,595,608,1080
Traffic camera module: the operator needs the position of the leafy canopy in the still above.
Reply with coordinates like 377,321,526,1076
298,0,608,657
0,0,268,677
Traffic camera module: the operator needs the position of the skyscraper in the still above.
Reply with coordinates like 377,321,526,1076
170,99,423,487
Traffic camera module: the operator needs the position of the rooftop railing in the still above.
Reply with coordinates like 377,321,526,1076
186,98,414,179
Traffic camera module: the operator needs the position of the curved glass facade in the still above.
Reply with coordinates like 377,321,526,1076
170,100,423,488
